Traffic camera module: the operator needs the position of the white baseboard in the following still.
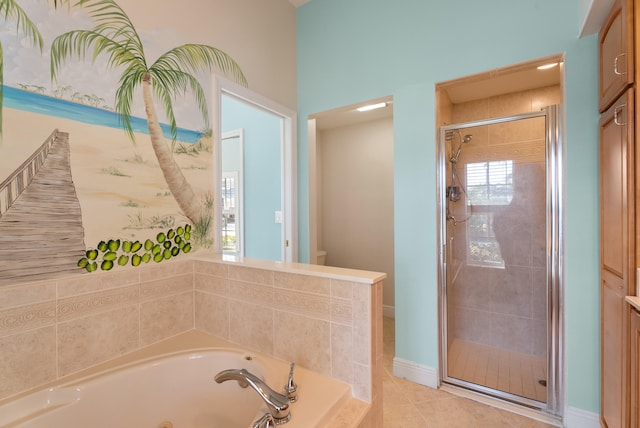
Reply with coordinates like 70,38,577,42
382,304,395,319
392,356,438,388
564,406,599,428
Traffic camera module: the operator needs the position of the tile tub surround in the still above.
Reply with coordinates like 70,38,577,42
0,259,195,400
192,258,386,412
0,255,385,426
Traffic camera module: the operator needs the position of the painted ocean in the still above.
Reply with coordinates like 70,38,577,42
4,86,202,144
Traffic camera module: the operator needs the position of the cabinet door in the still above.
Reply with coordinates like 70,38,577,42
600,88,635,428
602,277,628,428
600,88,635,290
631,308,640,428
599,0,634,113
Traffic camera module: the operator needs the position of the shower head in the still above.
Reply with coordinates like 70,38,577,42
449,131,473,163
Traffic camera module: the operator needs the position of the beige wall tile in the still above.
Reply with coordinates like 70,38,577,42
353,286,371,366
229,300,274,354
139,259,193,283
331,279,354,299
331,297,352,326
140,291,193,346
195,273,229,296
228,265,274,285
0,281,56,309
0,300,56,338
488,91,532,117
195,291,229,339
491,313,533,354
452,98,488,123
229,280,274,306
57,269,139,298
194,260,228,277
273,310,331,376
139,273,193,302
353,362,372,402
488,120,533,146
0,326,56,400
57,305,139,376
57,284,139,322
531,85,561,111
274,271,330,295
273,288,330,320
0,259,380,413
331,322,354,384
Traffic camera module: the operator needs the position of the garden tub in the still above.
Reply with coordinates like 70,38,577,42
0,335,352,427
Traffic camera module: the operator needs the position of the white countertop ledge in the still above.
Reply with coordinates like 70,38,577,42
626,296,640,312
192,254,387,285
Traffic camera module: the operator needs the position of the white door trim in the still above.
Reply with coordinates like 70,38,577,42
212,75,298,262
222,129,244,257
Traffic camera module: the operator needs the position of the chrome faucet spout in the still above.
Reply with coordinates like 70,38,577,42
215,368,291,422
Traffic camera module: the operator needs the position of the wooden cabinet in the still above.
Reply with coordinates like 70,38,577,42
600,88,635,296
602,278,629,428
631,307,640,428
599,0,634,113
600,88,635,428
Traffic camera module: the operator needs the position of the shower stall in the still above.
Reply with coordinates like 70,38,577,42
437,105,563,416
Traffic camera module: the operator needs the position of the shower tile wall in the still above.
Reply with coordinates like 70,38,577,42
447,85,560,358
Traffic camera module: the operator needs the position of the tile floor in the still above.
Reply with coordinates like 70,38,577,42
448,338,547,402
382,317,557,427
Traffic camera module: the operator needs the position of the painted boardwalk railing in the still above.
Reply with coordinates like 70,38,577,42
0,129,58,218
0,130,86,286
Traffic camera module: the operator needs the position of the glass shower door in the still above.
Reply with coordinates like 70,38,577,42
439,106,562,414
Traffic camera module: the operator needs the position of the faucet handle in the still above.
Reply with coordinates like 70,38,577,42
252,412,277,428
284,362,298,402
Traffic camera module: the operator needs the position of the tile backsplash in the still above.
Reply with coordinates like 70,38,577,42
0,256,384,420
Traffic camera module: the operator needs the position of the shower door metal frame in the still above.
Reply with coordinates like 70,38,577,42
436,105,564,417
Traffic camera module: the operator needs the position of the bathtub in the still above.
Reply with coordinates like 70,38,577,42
0,345,352,428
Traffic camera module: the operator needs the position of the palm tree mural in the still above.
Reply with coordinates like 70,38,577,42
0,1,76,139
50,0,247,227
0,0,44,138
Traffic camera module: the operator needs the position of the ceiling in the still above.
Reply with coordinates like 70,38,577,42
310,97,393,131
443,61,562,104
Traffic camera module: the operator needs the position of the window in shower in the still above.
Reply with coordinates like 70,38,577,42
466,160,514,205
465,160,514,267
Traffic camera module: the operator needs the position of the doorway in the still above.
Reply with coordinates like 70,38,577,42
212,76,297,262
221,130,244,256
308,97,395,316
438,106,563,415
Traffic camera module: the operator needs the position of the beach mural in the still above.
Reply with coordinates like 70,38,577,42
0,0,246,286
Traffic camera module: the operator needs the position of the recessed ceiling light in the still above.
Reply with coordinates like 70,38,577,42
356,102,387,112
537,63,558,70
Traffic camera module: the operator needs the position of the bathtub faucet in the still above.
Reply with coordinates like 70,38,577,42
214,368,291,424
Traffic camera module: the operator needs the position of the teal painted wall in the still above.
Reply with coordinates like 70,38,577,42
297,0,600,414
222,95,282,261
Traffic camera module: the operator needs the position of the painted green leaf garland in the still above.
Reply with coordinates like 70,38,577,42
77,224,192,272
